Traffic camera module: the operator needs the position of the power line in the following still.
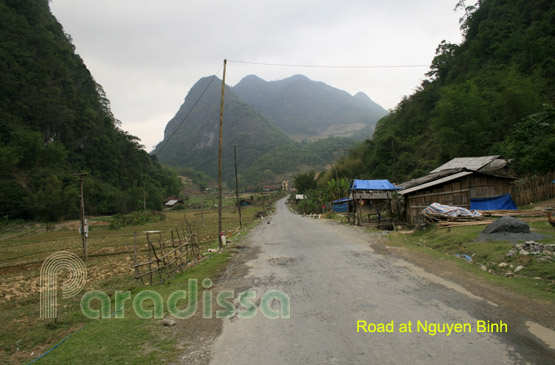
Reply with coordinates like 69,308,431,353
228,60,429,69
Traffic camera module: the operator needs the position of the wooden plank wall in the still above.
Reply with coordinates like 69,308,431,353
405,175,512,224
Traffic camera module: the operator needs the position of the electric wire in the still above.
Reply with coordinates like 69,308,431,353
227,59,429,69
154,63,223,156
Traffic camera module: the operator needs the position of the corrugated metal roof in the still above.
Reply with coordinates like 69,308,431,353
430,155,500,173
399,171,473,195
350,179,400,191
164,199,179,206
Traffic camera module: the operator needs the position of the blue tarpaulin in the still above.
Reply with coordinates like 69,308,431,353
350,179,400,190
332,203,349,212
470,194,517,210
332,197,350,212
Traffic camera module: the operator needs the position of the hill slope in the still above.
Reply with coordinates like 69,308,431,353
233,74,388,139
153,76,294,182
0,0,182,220
323,0,555,184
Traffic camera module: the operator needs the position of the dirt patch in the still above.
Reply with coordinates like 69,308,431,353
268,256,299,266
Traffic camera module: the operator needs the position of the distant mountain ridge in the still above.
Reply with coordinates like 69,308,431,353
233,74,388,139
154,74,387,185
155,76,293,181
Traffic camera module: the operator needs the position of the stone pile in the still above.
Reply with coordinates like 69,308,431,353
506,241,555,262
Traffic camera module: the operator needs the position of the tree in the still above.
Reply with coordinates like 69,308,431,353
294,170,317,194
502,105,555,175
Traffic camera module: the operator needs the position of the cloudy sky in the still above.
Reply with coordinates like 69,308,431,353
50,0,463,151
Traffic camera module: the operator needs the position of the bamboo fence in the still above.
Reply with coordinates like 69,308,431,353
511,172,555,207
125,223,200,286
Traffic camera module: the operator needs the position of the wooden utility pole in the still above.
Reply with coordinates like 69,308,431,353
218,59,227,250
234,145,242,228
74,173,89,260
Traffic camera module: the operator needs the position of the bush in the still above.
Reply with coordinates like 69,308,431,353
109,210,164,229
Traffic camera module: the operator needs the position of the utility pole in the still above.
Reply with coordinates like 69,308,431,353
74,172,89,260
234,145,242,228
218,59,227,250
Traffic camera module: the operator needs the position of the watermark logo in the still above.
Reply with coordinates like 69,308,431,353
39,251,289,320
80,279,291,320
40,251,87,319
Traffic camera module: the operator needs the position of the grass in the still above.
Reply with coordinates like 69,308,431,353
387,218,555,302
0,196,278,364
38,250,234,364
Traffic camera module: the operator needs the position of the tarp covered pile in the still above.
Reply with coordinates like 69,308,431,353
421,203,482,221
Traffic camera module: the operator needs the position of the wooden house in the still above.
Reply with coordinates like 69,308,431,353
398,156,516,225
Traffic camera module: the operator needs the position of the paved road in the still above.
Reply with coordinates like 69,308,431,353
210,198,554,364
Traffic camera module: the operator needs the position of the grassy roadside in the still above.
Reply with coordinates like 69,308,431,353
383,219,555,303
37,248,236,364
0,198,277,364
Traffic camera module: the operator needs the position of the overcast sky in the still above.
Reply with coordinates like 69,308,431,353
50,0,463,151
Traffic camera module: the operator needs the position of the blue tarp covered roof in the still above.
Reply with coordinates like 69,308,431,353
350,179,400,191
470,194,517,210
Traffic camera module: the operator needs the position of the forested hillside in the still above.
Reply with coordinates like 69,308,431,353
322,0,555,184
0,0,182,221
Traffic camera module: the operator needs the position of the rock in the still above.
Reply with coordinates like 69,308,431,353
505,249,516,258
488,269,494,274
514,265,524,273
519,249,530,256
544,244,555,252
498,262,508,268
161,318,176,326
482,216,530,234
537,257,553,263
505,272,514,277
479,264,487,271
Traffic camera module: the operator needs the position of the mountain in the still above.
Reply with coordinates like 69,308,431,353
233,74,388,139
321,0,555,184
154,76,294,182
0,0,182,221
154,75,367,185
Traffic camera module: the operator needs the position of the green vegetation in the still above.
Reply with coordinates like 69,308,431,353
321,0,555,184
108,210,166,229
501,104,555,175
241,136,355,185
292,172,350,214
0,0,183,223
389,219,555,301
0,203,267,363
